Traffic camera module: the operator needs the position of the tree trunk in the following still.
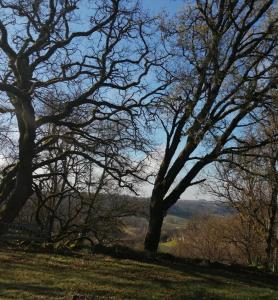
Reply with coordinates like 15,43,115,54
0,98,35,232
265,185,278,271
144,205,164,253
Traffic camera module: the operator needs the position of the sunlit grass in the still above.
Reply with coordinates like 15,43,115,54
0,249,277,299
159,239,178,253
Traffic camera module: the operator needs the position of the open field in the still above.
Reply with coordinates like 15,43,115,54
0,249,278,300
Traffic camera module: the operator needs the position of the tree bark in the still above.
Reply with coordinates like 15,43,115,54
144,203,165,253
265,185,278,271
0,98,35,232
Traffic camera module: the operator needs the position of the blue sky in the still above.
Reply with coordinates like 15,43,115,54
141,0,184,14
139,0,211,201
0,0,210,201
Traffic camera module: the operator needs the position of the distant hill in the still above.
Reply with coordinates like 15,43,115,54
54,192,233,220
126,196,233,220
168,199,233,219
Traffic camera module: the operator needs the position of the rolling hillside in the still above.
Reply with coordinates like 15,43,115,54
168,199,233,219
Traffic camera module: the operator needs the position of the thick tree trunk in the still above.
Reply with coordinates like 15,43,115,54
144,205,164,253
0,98,35,232
265,185,278,271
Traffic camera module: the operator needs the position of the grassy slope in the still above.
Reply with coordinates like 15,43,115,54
159,239,178,253
163,215,188,230
0,249,278,300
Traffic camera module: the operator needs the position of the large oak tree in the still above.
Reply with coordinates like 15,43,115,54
0,0,167,229
144,0,278,252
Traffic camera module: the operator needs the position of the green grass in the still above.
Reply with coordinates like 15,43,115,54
163,215,188,230
0,249,278,299
159,239,178,253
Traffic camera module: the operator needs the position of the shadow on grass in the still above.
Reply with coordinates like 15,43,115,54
91,244,278,291
0,282,64,297
163,261,278,291
1,246,278,300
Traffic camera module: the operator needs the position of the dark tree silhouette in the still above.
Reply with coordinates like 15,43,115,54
144,0,278,252
0,0,167,229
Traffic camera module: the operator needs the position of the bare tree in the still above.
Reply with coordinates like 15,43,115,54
209,114,278,270
0,0,167,229
173,214,266,266
144,0,278,252
18,134,145,247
